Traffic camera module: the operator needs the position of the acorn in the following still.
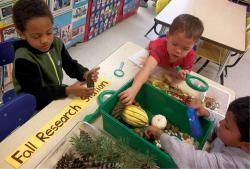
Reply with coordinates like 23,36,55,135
139,131,145,137
172,127,179,133
134,128,140,133
183,133,189,140
165,123,172,130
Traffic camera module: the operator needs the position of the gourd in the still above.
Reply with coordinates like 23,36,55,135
122,105,149,127
151,114,167,129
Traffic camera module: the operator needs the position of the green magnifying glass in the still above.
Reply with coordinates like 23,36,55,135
114,62,125,77
176,66,209,92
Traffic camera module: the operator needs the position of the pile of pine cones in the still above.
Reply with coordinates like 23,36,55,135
56,153,120,169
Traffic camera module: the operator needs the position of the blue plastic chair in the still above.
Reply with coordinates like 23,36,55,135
0,38,20,103
0,93,36,142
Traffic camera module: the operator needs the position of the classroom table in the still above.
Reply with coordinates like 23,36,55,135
0,42,235,169
152,0,246,81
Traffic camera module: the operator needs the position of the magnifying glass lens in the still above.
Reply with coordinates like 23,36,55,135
114,70,124,77
190,78,206,87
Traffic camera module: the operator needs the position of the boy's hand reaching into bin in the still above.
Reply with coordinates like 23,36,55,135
188,98,210,117
119,86,138,105
145,126,164,140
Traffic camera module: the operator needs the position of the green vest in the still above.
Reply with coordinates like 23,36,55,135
13,38,64,94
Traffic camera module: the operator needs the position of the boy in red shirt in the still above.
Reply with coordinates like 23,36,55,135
119,14,204,105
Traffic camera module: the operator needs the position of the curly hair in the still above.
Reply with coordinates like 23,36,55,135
228,96,250,142
12,0,53,32
169,14,204,42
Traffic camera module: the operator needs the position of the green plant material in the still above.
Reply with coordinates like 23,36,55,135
71,133,122,166
70,131,159,168
116,138,158,169
70,132,92,157
93,136,122,164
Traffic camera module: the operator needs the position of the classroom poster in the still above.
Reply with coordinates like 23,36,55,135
0,16,13,28
72,25,84,39
2,25,17,41
60,23,72,45
0,0,13,28
50,0,72,16
73,0,85,6
53,26,61,38
72,4,87,22
0,3,13,20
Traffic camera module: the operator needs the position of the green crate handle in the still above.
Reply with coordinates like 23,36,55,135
83,90,116,123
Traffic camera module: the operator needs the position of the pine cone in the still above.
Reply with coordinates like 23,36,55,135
56,154,73,169
111,101,125,119
69,157,85,168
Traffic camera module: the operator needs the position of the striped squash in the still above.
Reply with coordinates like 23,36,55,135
122,105,149,127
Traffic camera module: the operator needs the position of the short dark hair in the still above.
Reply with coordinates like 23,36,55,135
12,0,53,32
228,96,250,142
169,14,204,42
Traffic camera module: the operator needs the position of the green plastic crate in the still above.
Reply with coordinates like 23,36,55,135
100,80,214,168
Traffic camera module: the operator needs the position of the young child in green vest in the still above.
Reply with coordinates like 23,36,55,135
145,96,250,168
12,0,99,110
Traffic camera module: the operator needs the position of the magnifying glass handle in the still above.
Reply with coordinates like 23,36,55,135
119,62,124,70
176,66,190,77
176,66,182,72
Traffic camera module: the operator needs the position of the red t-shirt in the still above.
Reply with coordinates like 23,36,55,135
147,37,195,71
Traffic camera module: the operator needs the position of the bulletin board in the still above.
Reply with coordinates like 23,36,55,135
84,0,120,41
49,0,89,48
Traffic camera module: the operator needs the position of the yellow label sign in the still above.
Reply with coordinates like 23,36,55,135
5,79,110,168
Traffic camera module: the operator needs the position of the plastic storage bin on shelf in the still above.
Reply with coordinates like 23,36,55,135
100,80,214,168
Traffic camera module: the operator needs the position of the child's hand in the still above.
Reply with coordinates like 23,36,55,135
145,126,163,140
84,67,100,82
187,98,202,109
119,87,137,105
66,82,94,98
177,69,189,80
196,107,210,117
188,98,210,117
